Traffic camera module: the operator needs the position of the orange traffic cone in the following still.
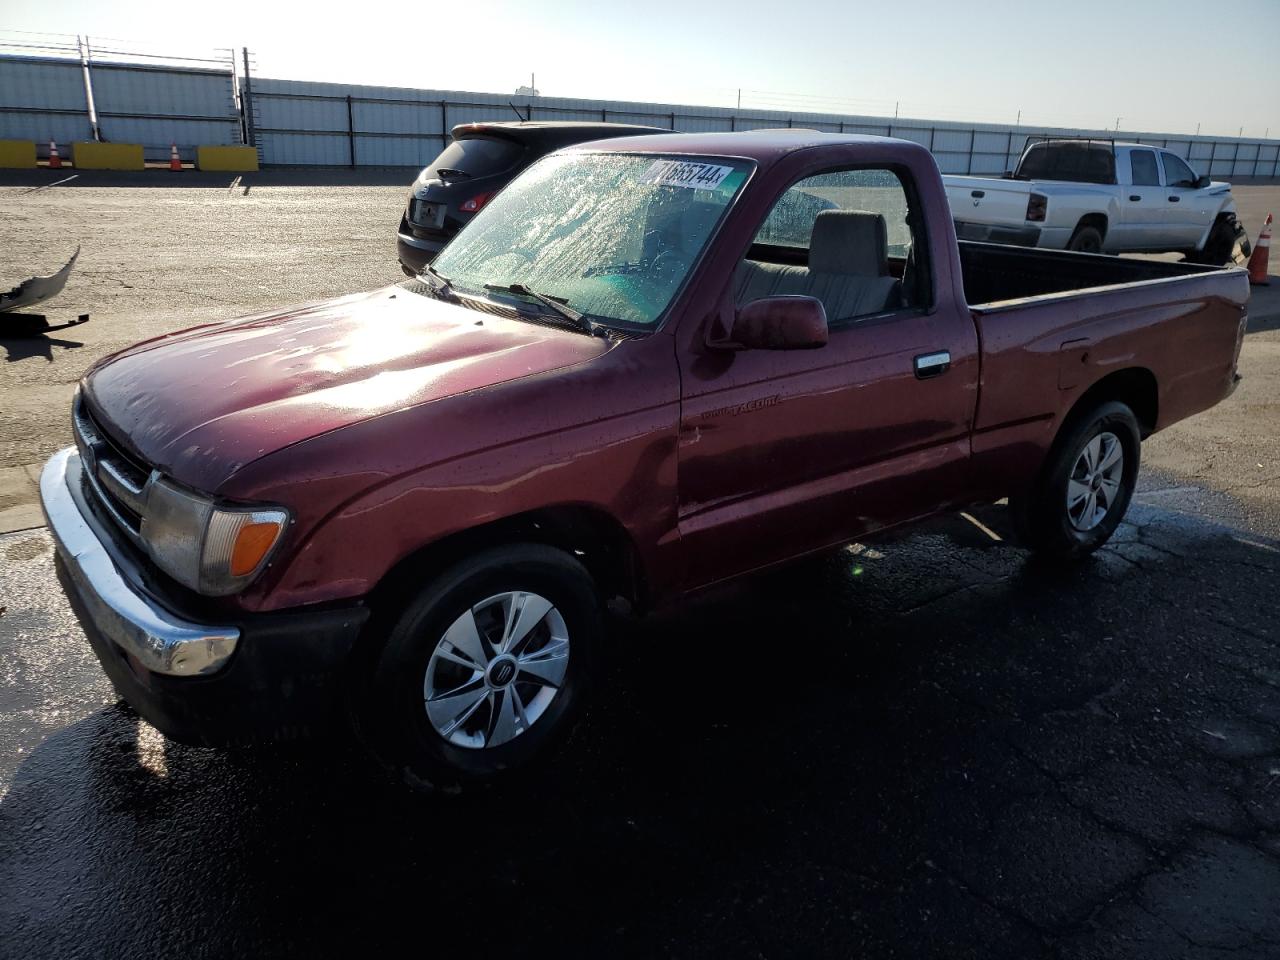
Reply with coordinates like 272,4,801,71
1247,214,1272,286
169,143,182,171
48,139,61,169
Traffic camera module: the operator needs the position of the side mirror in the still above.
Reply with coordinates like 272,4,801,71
710,296,828,351
1195,174,1211,189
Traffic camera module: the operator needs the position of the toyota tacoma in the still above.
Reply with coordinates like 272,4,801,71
42,130,1249,790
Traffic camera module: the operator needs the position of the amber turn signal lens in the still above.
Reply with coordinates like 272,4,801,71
230,520,283,576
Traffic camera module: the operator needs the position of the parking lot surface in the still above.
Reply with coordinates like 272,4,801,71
2,172,1279,958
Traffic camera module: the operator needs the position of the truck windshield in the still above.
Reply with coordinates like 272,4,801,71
431,153,753,327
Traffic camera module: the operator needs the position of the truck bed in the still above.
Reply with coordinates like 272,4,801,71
958,240,1226,307
943,176,1036,246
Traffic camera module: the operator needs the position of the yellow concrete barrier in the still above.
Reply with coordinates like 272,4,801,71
196,145,259,172
0,140,37,168
73,142,144,170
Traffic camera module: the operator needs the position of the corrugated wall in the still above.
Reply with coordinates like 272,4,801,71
3,53,1278,176
91,62,239,151
0,55,239,158
0,56,90,145
251,77,1280,176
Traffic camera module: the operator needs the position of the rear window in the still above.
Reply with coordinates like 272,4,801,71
425,136,523,179
1017,142,1115,184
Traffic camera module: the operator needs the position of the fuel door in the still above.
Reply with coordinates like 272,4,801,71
1058,337,1092,391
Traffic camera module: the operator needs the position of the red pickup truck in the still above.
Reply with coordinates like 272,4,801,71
41,131,1248,790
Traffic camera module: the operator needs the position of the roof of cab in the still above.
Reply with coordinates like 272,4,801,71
564,129,927,165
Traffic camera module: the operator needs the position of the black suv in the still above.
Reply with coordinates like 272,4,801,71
397,121,667,275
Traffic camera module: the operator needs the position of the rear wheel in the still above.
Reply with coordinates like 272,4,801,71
1067,224,1105,254
363,543,601,792
1011,401,1141,560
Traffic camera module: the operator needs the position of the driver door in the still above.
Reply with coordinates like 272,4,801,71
1160,152,1214,249
674,166,980,590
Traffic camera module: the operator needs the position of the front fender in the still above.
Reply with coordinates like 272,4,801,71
1193,194,1240,252
253,421,679,612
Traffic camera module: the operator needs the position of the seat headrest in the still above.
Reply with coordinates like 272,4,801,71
808,210,889,275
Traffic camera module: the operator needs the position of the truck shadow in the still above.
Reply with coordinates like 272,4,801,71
2,501,1278,957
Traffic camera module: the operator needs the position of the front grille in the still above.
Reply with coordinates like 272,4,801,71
72,393,152,544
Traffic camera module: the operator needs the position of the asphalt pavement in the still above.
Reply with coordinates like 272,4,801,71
1,171,1278,959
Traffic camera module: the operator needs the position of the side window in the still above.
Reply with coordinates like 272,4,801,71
1130,150,1160,186
1161,153,1196,187
737,167,926,324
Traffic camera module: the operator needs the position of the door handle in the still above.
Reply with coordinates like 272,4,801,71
914,351,951,379
971,190,985,199
1168,196,1180,202
1129,195,1141,202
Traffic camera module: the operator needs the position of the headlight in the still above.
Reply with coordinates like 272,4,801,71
142,477,288,596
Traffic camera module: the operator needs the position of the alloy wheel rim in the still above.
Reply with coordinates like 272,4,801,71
1067,431,1124,531
423,591,570,749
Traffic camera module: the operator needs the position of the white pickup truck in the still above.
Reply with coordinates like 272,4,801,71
943,138,1248,265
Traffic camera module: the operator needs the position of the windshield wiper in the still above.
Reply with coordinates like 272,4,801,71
434,167,473,180
419,262,458,299
483,283,610,338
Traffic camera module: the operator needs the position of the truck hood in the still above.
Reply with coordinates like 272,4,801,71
83,285,611,488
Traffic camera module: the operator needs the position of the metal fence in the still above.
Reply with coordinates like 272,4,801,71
0,53,240,161
231,77,1280,178
3,50,1278,177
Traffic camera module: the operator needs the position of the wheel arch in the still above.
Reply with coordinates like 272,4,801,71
1063,367,1159,439
1194,208,1239,255
1071,212,1109,242
366,504,648,627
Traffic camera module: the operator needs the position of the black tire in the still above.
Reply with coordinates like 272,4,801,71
1187,214,1249,267
1067,224,1105,254
1010,401,1141,560
363,543,601,793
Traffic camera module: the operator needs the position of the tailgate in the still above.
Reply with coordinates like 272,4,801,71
943,176,1032,228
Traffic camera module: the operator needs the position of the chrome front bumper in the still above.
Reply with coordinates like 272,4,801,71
40,447,239,677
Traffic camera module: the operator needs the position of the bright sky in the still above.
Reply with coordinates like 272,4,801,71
5,0,1279,138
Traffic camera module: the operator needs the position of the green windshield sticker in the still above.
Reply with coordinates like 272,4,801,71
717,169,747,195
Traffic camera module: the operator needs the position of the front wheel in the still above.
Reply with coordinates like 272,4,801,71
1188,214,1250,267
363,543,601,792
1010,401,1141,560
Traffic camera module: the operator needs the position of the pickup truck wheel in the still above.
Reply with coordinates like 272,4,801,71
366,544,600,792
1188,214,1248,267
1010,401,1141,560
1067,225,1104,254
